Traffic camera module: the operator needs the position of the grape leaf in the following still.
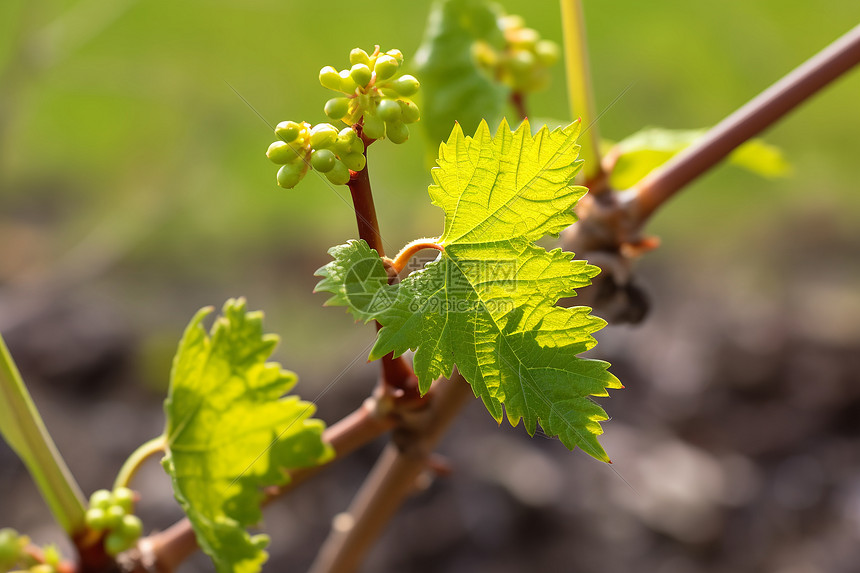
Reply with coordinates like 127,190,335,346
316,119,621,461
414,0,509,144
607,127,791,189
161,299,332,573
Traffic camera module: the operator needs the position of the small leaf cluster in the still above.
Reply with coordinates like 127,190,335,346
0,528,63,573
266,121,365,188
320,46,421,143
474,14,560,92
84,487,143,556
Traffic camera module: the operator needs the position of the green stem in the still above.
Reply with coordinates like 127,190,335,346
114,435,167,490
0,333,86,534
560,0,605,188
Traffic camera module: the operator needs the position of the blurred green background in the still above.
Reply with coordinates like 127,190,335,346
1,0,858,381
1,1,859,572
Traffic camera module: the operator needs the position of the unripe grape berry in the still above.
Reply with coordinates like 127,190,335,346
385,49,404,65
119,515,143,541
350,137,365,154
535,40,559,66
310,149,336,173
104,532,129,557
325,160,351,185
377,87,400,100
341,152,366,172
386,120,409,144
398,100,420,123
89,490,112,510
361,112,385,140
319,66,341,91
508,27,539,49
509,49,535,74
274,121,302,143
335,127,358,153
349,64,372,87
337,127,357,144
310,123,338,149
266,141,296,164
349,48,371,66
105,505,126,528
389,75,419,97
373,55,399,81
0,528,20,563
112,487,135,513
333,140,351,156
338,70,358,94
376,99,401,122
85,508,108,531
499,14,525,30
277,163,305,189
324,97,350,120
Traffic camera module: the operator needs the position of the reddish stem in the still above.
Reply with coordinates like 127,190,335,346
376,346,419,396
346,161,384,257
345,146,419,394
510,91,528,121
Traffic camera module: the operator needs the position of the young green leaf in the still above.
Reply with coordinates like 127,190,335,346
414,0,509,143
608,127,791,189
162,299,332,573
316,119,621,461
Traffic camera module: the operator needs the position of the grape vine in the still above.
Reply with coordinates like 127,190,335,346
0,3,857,573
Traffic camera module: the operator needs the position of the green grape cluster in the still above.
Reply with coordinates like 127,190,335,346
319,46,421,143
84,487,144,557
266,120,366,188
0,528,28,571
0,529,63,573
266,45,419,189
473,14,560,92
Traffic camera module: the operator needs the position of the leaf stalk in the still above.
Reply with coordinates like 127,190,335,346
114,435,166,490
390,239,444,274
